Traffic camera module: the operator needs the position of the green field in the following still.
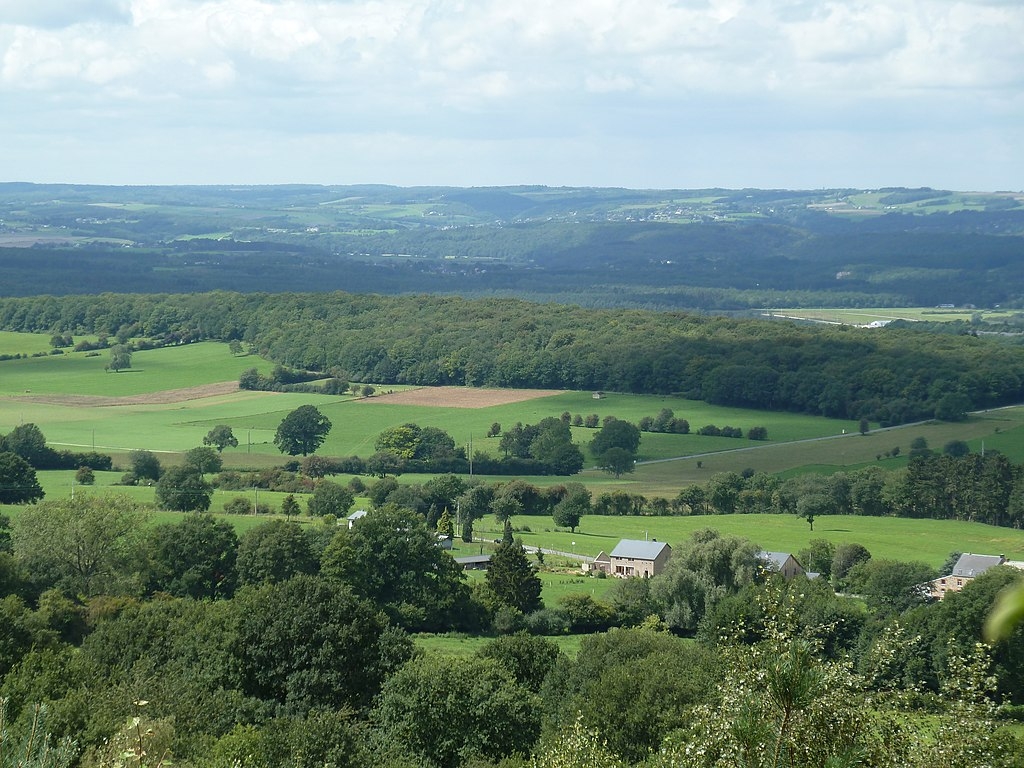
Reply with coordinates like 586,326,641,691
0,330,53,356
4,335,1024,503
478,514,1024,568
0,338,859,470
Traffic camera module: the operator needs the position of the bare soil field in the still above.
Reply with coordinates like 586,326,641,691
361,386,564,409
8,381,240,407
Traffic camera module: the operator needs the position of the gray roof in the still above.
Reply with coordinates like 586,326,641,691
455,555,492,565
760,551,797,569
610,539,670,560
952,553,1004,578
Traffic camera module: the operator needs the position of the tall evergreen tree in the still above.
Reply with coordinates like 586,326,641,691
486,537,542,614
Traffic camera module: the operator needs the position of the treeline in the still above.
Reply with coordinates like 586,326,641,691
1,423,112,472
591,447,1024,529
3,291,1024,424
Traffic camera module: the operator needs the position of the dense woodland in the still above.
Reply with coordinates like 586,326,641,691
1,291,1023,425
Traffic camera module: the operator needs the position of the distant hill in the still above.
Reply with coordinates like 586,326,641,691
0,183,1021,308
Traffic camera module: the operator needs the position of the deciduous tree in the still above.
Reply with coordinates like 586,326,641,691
203,425,239,453
12,494,144,596
0,452,44,504
552,483,590,533
144,513,238,599
274,405,331,456
155,466,213,512
184,445,223,475
371,655,541,768
321,505,478,631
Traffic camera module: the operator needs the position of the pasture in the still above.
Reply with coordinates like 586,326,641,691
477,514,1024,567
2,333,1024,499
0,337,862,473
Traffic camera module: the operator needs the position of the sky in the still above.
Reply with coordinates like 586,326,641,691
1,0,1022,190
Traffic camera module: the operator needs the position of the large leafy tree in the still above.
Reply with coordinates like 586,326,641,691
597,446,635,478
1,423,50,467
12,494,144,596
306,479,355,519
129,449,163,482
155,465,213,512
232,574,411,712
203,424,239,452
552,483,590,533
236,519,318,586
486,538,542,614
183,445,223,475
106,344,132,372
321,505,478,631
371,654,541,768
546,628,723,763
590,418,641,460
0,452,44,504
143,513,238,599
274,405,332,456
650,528,762,633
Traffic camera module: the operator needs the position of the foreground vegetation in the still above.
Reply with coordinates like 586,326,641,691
1,497,1022,768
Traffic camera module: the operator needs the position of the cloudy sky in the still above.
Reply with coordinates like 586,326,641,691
1,0,1022,189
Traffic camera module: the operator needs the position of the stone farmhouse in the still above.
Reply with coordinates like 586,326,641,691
927,553,1024,600
588,539,672,578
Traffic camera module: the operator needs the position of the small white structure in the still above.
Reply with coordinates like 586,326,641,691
347,509,368,529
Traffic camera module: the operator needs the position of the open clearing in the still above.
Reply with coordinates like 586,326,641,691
361,386,564,408
9,381,240,407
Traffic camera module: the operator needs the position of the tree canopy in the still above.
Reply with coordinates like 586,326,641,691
274,405,332,456
0,452,44,505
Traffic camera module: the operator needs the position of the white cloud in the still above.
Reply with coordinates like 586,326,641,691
0,0,1021,187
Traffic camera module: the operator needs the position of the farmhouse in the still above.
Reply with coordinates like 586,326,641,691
759,551,806,580
927,553,1024,600
602,539,671,578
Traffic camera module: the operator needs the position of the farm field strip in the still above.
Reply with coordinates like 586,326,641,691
767,307,1021,325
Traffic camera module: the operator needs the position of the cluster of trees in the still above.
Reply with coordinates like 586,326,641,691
239,365,349,396
496,418,585,475
1,291,1023,425
1,508,1020,767
1,423,112,473
510,449,1024,530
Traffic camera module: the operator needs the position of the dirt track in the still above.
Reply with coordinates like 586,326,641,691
6,381,241,407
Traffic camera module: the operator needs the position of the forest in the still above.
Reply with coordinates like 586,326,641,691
0,291,1022,426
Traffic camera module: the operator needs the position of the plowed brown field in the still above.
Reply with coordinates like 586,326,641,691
359,386,563,409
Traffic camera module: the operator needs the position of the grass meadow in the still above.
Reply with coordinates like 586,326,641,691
4,330,1024,573
4,332,1024,499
